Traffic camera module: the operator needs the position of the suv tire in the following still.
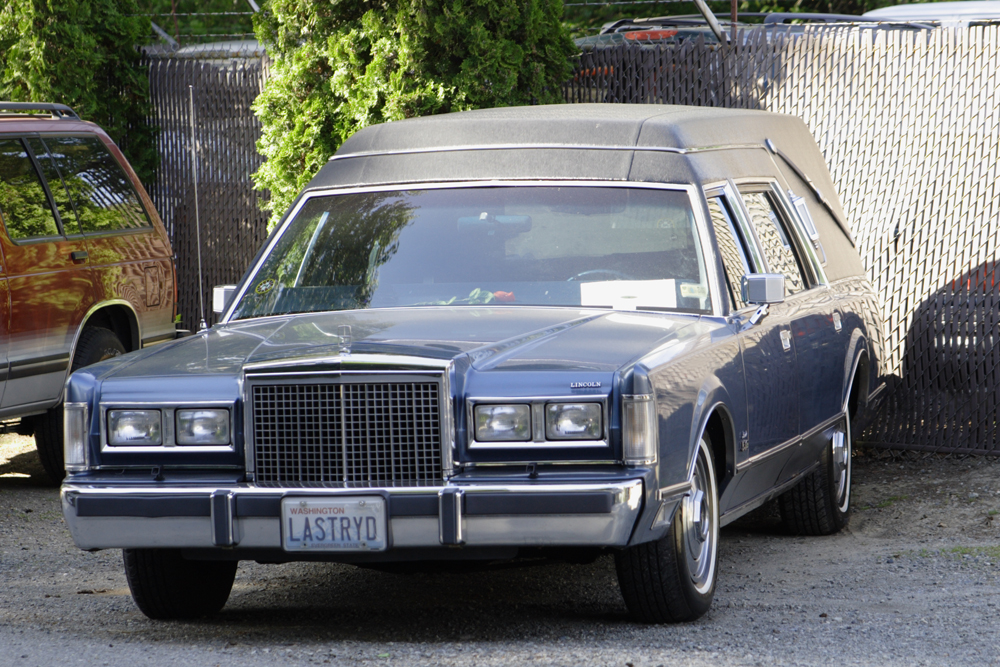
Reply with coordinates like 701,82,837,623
35,326,125,484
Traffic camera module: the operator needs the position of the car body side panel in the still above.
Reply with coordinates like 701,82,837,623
640,319,747,497
0,232,94,409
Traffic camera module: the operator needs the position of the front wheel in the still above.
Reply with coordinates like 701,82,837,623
123,549,237,620
615,436,719,623
779,411,852,535
35,326,125,484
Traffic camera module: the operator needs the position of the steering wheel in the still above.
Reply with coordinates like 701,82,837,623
567,269,635,282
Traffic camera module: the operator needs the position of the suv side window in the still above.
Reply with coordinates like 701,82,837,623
43,135,150,233
0,138,61,240
707,196,754,311
26,137,81,236
739,190,806,296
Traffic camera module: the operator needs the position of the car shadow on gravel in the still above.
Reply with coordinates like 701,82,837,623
0,446,54,490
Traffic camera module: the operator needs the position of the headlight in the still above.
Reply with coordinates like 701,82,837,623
107,409,162,446
474,404,531,442
622,394,658,465
176,409,231,445
63,403,89,471
545,403,602,440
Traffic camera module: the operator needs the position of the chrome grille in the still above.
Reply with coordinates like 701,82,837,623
251,380,442,486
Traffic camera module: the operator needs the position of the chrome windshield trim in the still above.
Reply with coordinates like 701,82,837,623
221,180,709,324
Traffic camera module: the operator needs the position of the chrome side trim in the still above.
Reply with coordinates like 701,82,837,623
735,411,845,473
325,143,767,163
657,479,694,503
720,460,821,526
464,460,619,468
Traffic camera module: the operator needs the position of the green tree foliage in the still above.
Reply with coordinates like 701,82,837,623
252,0,577,226
0,0,157,185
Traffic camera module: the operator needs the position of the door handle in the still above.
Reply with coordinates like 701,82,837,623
71,250,88,262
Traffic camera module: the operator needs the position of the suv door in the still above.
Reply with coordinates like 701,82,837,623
39,134,175,345
0,136,93,413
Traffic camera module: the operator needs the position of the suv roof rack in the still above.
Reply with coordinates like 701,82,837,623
0,102,80,120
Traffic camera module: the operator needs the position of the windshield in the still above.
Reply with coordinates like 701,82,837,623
230,186,710,320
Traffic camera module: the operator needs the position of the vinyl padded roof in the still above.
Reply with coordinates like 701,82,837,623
305,104,857,277
311,104,835,194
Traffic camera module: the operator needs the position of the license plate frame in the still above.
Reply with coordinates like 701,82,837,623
280,496,388,552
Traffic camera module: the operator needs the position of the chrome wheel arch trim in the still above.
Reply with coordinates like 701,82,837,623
69,299,142,368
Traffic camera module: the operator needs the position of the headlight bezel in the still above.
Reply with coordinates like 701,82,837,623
467,397,608,449
100,403,234,452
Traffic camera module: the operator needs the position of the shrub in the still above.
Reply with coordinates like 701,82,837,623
253,0,576,226
0,0,157,184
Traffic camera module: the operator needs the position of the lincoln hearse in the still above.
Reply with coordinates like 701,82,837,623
60,104,884,622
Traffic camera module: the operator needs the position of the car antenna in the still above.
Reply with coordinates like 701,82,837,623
690,0,728,44
189,85,208,332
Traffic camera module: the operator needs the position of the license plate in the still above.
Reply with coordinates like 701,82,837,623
281,496,387,552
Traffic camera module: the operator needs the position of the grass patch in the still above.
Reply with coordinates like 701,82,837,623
901,546,1000,560
863,495,908,510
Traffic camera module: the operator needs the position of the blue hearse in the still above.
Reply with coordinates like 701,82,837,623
60,104,884,622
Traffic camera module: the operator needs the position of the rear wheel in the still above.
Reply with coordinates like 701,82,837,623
779,411,852,535
123,549,237,620
615,436,719,623
35,326,125,484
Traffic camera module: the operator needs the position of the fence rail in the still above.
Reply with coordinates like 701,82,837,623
145,26,1000,453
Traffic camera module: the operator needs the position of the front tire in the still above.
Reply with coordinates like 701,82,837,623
35,326,125,484
123,549,237,620
779,411,852,535
615,436,719,623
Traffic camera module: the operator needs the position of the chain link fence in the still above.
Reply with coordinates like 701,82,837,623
145,26,999,453
145,43,269,330
566,25,1000,453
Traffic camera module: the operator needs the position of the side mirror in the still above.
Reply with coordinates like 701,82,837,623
212,285,236,314
741,273,785,305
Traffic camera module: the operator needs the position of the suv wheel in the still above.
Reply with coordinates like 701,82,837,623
123,549,237,619
35,326,125,484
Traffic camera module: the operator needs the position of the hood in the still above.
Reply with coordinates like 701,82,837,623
98,307,705,380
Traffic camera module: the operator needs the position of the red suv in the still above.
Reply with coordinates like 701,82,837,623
0,102,176,482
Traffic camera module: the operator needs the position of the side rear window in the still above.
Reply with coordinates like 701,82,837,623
0,138,61,240
26,137,81,236
43,135,151,233
707,196,753,311
740,190,807,296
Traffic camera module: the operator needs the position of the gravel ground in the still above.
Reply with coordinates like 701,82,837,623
3,432,1000,667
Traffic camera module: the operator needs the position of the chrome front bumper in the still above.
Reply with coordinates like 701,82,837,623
61,480,647,553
